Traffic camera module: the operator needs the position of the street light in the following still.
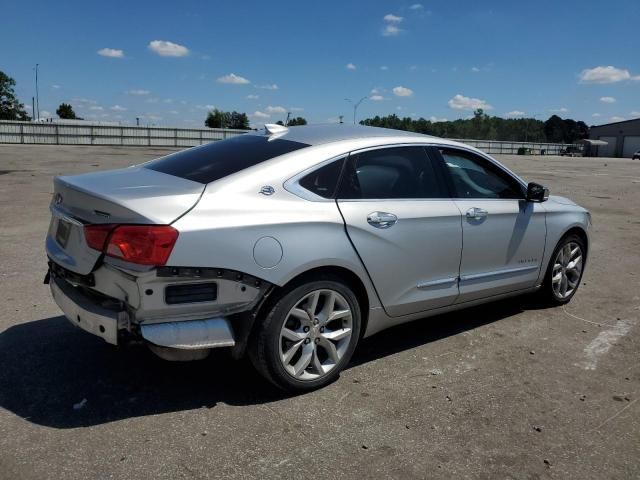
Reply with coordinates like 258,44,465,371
345,96,368,124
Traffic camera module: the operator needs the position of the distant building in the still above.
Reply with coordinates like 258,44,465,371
589,118,640,158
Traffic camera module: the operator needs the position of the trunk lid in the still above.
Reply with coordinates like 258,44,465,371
46,166,204,274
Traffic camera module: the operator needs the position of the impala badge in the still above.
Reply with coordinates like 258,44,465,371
260,185,275,196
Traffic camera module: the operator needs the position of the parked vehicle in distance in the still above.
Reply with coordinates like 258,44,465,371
560,146,582,157
45,124,591,391
633,150,640,160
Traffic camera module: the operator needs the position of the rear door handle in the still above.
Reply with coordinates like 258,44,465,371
466,207,488,219
367,211,398,229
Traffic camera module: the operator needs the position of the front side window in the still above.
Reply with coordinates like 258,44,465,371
337,146,446,199
145,134,309,184
439,148,524,199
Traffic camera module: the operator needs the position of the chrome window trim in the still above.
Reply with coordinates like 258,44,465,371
284,142,529,202
283,154,347,202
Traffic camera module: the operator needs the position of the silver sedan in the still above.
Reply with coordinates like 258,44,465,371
45,124,590,391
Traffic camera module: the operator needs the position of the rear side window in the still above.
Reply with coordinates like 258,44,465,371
145,134,309,184
337,146,446,199
298,159,345,198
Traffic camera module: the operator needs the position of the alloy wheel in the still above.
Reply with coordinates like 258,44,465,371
551,241,583,299
279,289,353,380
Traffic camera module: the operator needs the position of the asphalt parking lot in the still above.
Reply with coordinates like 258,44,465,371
0,144,638,479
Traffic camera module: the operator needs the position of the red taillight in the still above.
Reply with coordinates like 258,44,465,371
84,224,178,266
84,224,116,251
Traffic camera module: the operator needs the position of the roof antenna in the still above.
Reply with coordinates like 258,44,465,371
264,123,289,136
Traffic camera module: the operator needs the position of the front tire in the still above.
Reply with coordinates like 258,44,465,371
249,278,361,392
541,234,586,305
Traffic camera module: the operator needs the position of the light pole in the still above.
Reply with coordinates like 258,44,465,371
345,96,368,124
34,64,40,120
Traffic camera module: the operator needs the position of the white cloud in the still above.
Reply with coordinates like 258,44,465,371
147,115,163,121
97,48,124,58
126,89,150,96
409,3,423,9
370,88,380,94
346,63,356,70
40,110,51,117
550,107,569,113
252,111,270,119
429,116,447,122
145,98,159,103
110,105,127,112
51,84,61,89
255,84,278,90
89,106,103,111
383,24,401,36
290,107,304,112
266,105,286,114
600,96,616,103
393,86,414,97
169,110,179,115
592,113,601,117
384,14,403,22
370,95,385,101
380,66,389,71
505,110,526,117
163,98,174,104
409,65,418,71
448,93,493,110
396,106,403,111
471,67,480,72
72,97,97,104
217,73,250,84
195,104,215,110
246,94,259,99
148,40,189,57
609,116,625,122
631,111,640,117
579,66,631,84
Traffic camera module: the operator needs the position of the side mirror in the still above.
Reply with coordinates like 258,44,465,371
526,182,549,202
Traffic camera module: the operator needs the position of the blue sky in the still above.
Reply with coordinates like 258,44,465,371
2,0,639,127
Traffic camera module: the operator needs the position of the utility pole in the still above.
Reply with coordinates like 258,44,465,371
34,64,40,120
345,96,368,124
32,97,35,121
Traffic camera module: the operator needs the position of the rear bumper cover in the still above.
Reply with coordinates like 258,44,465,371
49,271,236,349
50,274,120,345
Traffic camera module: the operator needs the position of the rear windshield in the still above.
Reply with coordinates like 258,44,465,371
144,134,309,184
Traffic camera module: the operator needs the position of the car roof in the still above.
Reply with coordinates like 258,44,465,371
258,123,437,146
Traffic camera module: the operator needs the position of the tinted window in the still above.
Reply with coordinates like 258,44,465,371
299,159,345,198
145,134,309,184
440,148,524,199
338,146,445,199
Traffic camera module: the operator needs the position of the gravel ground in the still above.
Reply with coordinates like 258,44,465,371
0,145,638,479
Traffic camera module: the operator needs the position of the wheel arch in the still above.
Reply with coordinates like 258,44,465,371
255,265,371,340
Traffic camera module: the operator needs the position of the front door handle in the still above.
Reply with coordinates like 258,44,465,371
367,211,398,229
466,207,488,219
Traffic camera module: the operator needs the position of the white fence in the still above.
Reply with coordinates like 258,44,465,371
0,120,574,154
0,121,247,147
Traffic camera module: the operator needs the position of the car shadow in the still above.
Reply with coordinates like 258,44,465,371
0,295,547,429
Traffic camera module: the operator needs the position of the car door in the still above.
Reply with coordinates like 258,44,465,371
336,145,462,317
432,146,546,303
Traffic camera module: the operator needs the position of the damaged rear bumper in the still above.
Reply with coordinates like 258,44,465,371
47,261,270,354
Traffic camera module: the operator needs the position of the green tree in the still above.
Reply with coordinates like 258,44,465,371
205,108,228,128
0,70,31,121
228,111,250,130
287,116,307,126
56,103,78,119
205,108,250,129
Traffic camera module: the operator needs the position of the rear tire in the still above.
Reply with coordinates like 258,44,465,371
540,233,586,305
248,278,361,392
